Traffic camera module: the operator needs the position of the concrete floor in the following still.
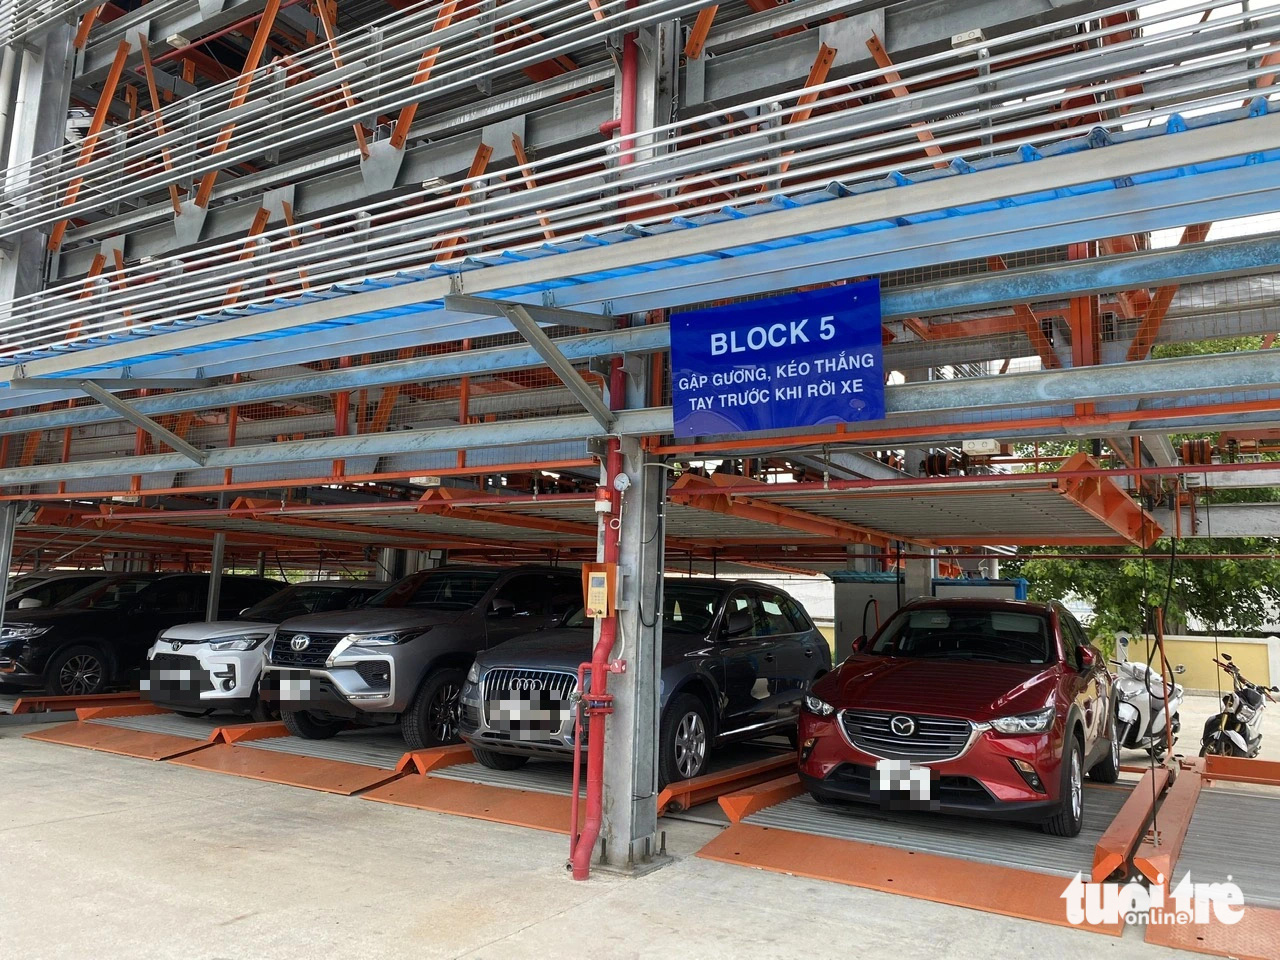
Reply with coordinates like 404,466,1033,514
2,723,1231,960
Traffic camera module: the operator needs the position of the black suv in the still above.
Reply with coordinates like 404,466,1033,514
459,578,831,784
262,565,581,748
0,573,283,695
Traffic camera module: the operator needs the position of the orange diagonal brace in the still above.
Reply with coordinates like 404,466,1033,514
390,0,462,150
314,0,371,159
67,253,107,338
74,5,104,49
866,32,945,168
988,256,1060,369
1125,223,1211,361
685,6,719,59
776,43,836,175
222,207,272,306
138,33,184,215
48,38,132,251
433,141,493,260
1056,453,1162,547
511,133,554,240
280,200,310,289
192,0,282,209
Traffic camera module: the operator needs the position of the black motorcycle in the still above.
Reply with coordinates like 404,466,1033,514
1199,654,1279,758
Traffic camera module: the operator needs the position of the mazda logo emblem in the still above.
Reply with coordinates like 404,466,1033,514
290,635,311,651
890,715,916,737
171,641,182,651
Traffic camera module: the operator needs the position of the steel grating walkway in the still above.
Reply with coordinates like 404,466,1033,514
745,785,1131,878
95,713,222,739
1172,786,1280,908
432,760,582,796
242,728,408,770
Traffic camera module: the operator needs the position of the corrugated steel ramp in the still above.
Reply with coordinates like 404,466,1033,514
242,728,408,771
431,760,579,795
745,786,1129,878
94,713,222,740
1172,787,1280,908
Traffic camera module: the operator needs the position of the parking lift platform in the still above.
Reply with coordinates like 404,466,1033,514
1142,758,1280,960
24,704,224,761
698,778,1137,936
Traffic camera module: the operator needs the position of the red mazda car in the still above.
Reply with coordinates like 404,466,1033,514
799,598,1118,836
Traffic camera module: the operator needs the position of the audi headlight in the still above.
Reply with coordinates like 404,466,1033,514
466,661,480,684
988,706,1056,735
802,694,835,717
0,625,50,641
342,631,417,647
208,633,271,652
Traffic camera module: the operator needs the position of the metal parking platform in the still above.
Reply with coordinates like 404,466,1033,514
24,708,220,761
94,713,222,740
242,728,409,771
699,782,1135,936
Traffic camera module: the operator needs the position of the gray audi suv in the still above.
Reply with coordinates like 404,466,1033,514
459,578,830,784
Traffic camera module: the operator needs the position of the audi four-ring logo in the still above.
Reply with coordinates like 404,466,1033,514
509,678,543,691
890,715,916,737
290,635,312,651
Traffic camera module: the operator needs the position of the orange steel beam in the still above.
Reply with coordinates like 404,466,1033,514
988,256,1061,369
685,6,719,60
1056,452,1161,547
191,0,282,209
657,753,796,814
776,43,836,176
1125,223,1211,361
314,0,371,159
74,5,104,49
669,472,894,547
1133,759,1203,886
1092,765,1170,881
865,32,945,167
221,207,272,305
1202,754,1280,786
390,0,463,150
365,347,414,433
433,141,493,259
511,133,555,240
137,32,184,215
279,200,311,288
418,487,598,540
48,38,132,252
67,253,107,337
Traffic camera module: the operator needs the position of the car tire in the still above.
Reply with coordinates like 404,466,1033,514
402,668,466,750
472,747,530,771
659,693,711,787
249,689,279,723
45,644,110,696
282,708,344,740
1088,712,1121,784
1043,733,1085,837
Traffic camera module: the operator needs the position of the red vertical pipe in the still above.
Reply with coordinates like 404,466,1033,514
570,10,638,882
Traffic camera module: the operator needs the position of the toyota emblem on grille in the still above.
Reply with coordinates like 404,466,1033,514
171,641,182,651
290,635,311,651
509,678,542,692
890,715,916,737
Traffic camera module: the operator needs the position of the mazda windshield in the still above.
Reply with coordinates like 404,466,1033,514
870,606,1052,664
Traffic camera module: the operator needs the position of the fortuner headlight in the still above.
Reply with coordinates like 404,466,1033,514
988,706,1056,735
0,624,50,641
208,633,271,652
802,694,835,717
466,661,480,684
341,630,420,647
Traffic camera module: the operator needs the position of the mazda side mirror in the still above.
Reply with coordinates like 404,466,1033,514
851,635,868,654
724,610,753,638
17,597,42,609
489,598,516,619
1078,647,1097,669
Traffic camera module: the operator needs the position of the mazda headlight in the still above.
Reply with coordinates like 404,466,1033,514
466,661,480,684
802,694,835,717
342,630,417,647
988,706,1056,735
0,624,50,641
208,633,271,652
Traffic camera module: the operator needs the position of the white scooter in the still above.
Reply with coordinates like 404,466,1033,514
1110,632,1185,760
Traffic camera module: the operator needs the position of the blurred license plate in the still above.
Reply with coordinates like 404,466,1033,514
872,758,939,811
278,670,314,702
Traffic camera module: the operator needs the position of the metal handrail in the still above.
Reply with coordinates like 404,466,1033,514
0,0,1275,359
0,0,707,238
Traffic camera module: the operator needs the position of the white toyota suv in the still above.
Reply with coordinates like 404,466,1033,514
143,580,384,719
